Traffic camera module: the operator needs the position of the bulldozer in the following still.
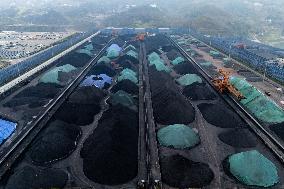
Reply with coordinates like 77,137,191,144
212,69,245,100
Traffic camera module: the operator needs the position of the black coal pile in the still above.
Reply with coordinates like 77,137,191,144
56,52,91,68
54,102,101,126
81,105,138,185
119,61,138,72
4,83,62,108
68,86,106,105
111,80,139,95
218,128,257,148
117,54,139,65
111,38,125,47
92,35,110,46
28,120,81,164
145,35,171,54
198,103,247,128
149,68,195,125
173,62,198,74
160,155,214,188
54,86,105,125
166,49,181,61
15,83,62,99
270,122,284,141
183,83,216,101
88,64,116,77
162,45,178,53
3,97,47,108
5,166,67,189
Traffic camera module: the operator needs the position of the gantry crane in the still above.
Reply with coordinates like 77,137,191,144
212,69,245,100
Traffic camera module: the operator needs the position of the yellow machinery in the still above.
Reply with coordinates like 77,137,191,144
212,69,245,100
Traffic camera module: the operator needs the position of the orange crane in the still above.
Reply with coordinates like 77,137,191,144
212,69,245,100
136,33,146,41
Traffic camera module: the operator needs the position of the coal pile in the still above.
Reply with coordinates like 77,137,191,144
118,60,138,72
111,80,139,95
56,52,91,68
68,86,106,105
222,151,279,187
54,86,105,125
15,83,62,99
162,45,178,53
270,122,284,141
4,83,62,108
92,36,110,47
148,49,162,56
145,35,171,54
3,97,47,108
111,38,125,47
28,120,81,164
117,54,139,65
54,102,101,126
198,103,247,128
173,62,198,74
218,128,257,148
5,166,67,189
183,83,216,101
57,70,79,84
149,68,195,125
166,49,181,61
81,105,138,185
88,64,116,77
160,155,214,188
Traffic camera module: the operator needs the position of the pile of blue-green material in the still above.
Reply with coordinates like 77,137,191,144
157,124,200,149
230,77,284,123
148,52,171,73
109,90,137,111
148,52,160,62
0,119,17,145
172,57,185,65
97,56,111,64
124,45,136,52
76,44,94,57
107,44,122,59
177,41,186,45
126,50,138,59
228,150,279,187
117,68,138,84
176,74,202,86
39,64,76,84
210,50,220,56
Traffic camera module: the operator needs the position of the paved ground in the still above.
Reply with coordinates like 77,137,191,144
0,31,74,65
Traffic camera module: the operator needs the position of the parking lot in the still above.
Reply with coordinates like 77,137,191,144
0,31,74,66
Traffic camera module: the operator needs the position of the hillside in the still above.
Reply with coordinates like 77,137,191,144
0,0,283,44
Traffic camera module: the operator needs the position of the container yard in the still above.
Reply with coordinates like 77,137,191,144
0,30,283,189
